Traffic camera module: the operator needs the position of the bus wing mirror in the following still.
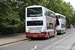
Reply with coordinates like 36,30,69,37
56,18,59,26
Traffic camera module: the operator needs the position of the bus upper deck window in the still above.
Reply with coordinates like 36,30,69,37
27,7,42,17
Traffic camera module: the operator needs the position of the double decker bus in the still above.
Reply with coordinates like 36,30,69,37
25,5,57,39
55,13,66,34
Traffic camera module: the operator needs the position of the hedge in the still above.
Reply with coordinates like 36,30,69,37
0,26,25,35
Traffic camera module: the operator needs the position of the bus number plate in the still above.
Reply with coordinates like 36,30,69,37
33,35,37,37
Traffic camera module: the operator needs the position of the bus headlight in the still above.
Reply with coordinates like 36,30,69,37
28,30,29,32
26,30,28,32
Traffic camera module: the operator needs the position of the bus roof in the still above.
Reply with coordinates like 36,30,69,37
26,5,43,8
55,13,66,18
26,5,55,13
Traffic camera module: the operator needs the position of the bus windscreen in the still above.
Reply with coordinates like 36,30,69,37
27,21,43,26
27,7,42,17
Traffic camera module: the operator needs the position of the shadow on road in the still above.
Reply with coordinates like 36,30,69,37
30,37,54,41
57,33,66,35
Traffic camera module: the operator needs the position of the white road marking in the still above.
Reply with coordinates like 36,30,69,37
43,32,74,50
31,45,42,50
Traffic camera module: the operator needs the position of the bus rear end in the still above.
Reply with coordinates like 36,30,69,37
25,6,46,38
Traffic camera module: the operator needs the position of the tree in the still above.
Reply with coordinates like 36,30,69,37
0,1,21,35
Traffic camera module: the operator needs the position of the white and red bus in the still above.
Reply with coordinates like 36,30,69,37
25,5,57,39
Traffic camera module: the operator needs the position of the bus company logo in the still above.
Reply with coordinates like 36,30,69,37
32,18,33,20
32,18,38,20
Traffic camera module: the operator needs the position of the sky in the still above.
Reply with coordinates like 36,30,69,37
64,0,75,10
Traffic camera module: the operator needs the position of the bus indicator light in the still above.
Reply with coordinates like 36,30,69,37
28,30,29,32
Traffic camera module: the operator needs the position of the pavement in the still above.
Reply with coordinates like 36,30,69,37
0,33,27,45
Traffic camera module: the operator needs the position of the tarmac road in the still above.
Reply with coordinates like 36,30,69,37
0,28,75,50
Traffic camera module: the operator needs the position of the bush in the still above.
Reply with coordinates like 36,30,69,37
0,26,25,35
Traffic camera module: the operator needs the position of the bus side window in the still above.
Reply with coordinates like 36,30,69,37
49,23,53,29
47,23,53,29
45,8,47,16
61,24,65,28
45,8,48,16
47,23,49,29
50,12,55,17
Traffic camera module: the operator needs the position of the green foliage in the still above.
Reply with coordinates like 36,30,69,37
0,1,20,27
0,1,22,35
0,0,75,35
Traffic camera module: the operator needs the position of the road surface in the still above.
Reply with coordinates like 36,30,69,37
0,28,75,50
